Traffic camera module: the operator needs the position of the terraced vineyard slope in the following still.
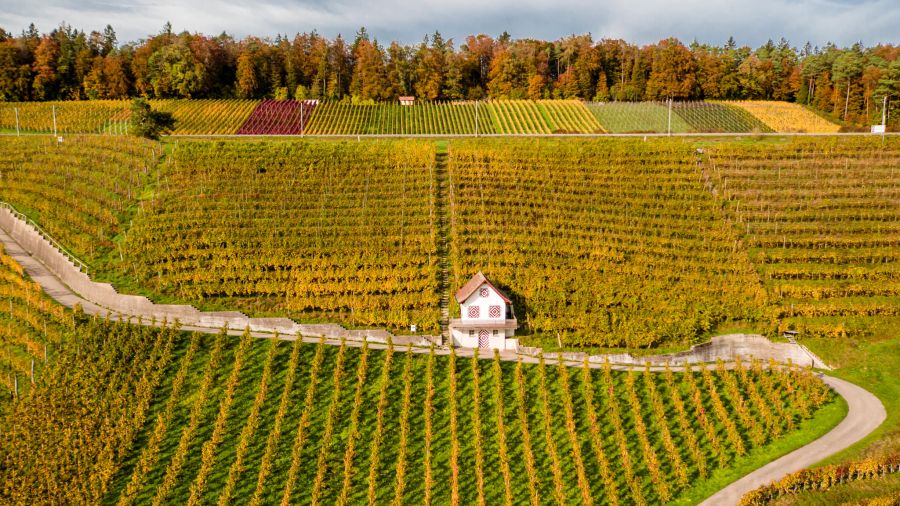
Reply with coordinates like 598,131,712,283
0,243,71,404
120,139,440,332
536,100,605,133
674,102,773,133
235,99,316,135
0,314,181,505
726,101,842,133
448,138,767,348
0,135,159,260
587,101,692,133
151,99,259,135
706,136,900,339
0,311,837,506
485,100,601,134
306,101,499,135
2,99,843,135
0,100,130,134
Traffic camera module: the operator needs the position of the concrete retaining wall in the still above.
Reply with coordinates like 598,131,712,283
0,207,440,347
531,333,830,369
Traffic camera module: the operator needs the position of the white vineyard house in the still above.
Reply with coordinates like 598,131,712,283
449,272,519,350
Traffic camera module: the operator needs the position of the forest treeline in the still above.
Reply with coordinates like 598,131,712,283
0,22,898,125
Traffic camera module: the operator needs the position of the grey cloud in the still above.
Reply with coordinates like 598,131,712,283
2,0,898,47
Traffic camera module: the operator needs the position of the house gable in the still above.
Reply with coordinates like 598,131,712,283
454,271,512,304
461,284,506,319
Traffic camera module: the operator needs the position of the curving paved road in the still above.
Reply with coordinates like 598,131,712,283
699,375,886,505
0,226,888,505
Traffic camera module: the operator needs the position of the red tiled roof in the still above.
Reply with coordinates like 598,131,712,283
454,271,512,304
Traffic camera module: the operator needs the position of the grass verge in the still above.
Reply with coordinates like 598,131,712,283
674,394,848,505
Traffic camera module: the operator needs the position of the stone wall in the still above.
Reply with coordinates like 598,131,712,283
530,334,830,369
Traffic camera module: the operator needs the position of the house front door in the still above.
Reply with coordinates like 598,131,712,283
478,329,490,348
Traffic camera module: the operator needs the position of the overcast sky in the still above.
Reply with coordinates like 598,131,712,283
2,0,898,48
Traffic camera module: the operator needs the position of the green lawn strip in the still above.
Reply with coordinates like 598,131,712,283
473,353,501,504
801,334,900,465
309,342,368,504
362,345,405,503
671,393,847,505
240,338,301,506
521,357,555,500
656,367,711,481
546,358,588,503
343,343,391,504
637,367,689,491
454,351,479,502
552,358,595,504
257,340,328,503
183,331,258,504
399,349,429,504
146,331,228,504
204,337,278,504
323,342,380,505
535,103,558,132
102,331,199,505
117,331,201,503
503,360,536,503
429,350,454,503
770,471,900,505
571,361,620,504
523,101,548,133
291,342,353,504
486,103,509,134
487,354,514,505
481,103,498,134
611,368,658,502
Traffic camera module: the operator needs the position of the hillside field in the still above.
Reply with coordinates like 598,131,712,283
2,134,898,349
0,289,837,505
0,132,898,505
0,99,841,135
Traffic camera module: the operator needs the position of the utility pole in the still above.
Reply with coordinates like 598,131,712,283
14,107,19,136
475,100,479,137
52,105,57,137
844,81,851,121
667,98,673,136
